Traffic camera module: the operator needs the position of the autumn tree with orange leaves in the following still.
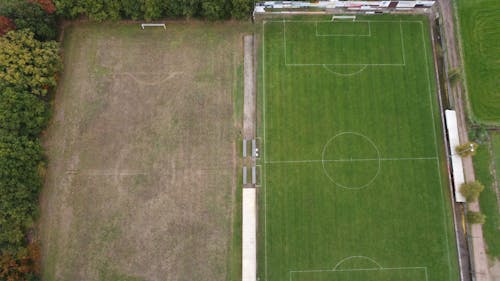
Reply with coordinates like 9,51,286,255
0,16,15,36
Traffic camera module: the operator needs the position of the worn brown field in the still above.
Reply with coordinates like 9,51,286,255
40,21,251,281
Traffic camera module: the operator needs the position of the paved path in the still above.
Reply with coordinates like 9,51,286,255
438,1,491,280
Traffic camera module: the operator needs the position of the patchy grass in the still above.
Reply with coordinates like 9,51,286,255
456,0,500,123
473,134,500,258
40,21,252,281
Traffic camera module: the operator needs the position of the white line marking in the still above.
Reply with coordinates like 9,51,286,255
322,64,368,76
291,266,427,273
291,267,427,273
263,20,446,281
266,157,437,164
315,21,371,37
283,20,405,66
115,71,182,85
399,21,407,66
283,19,287,65
289,256,428,281
289,267,428,281
420,21,453,281
262,20,268,281
321,132,380,189
333,255,382,270
288,63,404,66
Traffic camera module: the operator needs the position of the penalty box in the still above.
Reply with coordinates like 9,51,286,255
275,20,409,66
290,267,427,281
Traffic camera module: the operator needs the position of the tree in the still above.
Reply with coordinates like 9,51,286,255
53,0,254,20
448,67,462,86
0,30,60,96
469,125,488,144
0,1,57,41
0,242,41,280
120,0,145,20
0,134,43,250
0,88,50,137
30,0,57,14
455,141,478,157
201,0,228,20
144,0,164,20
231,0,252,20
467,211,486,224
460,181,485,202
0,16,15,36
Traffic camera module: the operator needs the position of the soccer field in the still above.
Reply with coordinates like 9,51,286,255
260,16,459,281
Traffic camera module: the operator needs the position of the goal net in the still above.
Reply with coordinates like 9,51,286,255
141,23,166,30
331,15,356,22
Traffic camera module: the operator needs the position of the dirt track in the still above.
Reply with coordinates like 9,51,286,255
243,35,256,140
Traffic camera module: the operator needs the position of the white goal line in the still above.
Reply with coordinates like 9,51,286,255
141,23,166,29
331,15,356,21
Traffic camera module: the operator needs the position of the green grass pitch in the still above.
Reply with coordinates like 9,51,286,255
259,16,460,281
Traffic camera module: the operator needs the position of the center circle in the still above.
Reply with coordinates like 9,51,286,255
321,132,380,189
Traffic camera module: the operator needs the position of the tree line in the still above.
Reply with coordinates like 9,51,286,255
0,0,254,279
0,1,60,280
54,0,254,21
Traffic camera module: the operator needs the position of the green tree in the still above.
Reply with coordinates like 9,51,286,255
448,67,462,86
121,0,145,20
144,0,164,20
455,141,478,157
201,0,229,20
0,88,50,137
0,29,60,96
468,125,488,144
231,0,252,19
460,181,485,202
0,134,43,250
467,211,486,224
0,1,57,41
53,0,86,19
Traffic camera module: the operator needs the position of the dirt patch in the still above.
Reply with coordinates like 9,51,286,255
489,259,500,281
243,35,256,139
40,21,252,281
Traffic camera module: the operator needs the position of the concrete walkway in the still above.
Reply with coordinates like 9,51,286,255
438,1,491,280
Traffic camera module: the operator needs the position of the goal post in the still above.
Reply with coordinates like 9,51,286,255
141,23,166,30
331,15,356,22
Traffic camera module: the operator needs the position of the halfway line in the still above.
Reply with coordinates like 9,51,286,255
266,157,437,164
